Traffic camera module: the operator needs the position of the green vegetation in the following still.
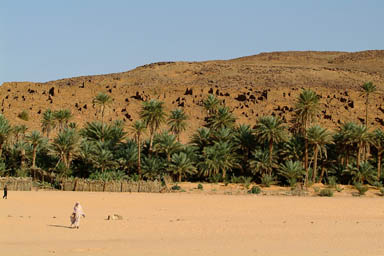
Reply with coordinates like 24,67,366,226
18,110,29,121
319,189,333,197
0,84,381,193
248,185,261,194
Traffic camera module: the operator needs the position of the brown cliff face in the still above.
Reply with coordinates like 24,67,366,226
1,50,384,142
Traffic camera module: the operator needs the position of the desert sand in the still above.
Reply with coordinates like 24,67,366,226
1,190,384,256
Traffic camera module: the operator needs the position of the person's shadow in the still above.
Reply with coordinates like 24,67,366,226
48,224,73,229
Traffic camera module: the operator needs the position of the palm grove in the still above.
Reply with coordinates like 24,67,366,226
0,83,383,188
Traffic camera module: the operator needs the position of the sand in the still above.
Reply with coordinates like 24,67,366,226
1,190,384,256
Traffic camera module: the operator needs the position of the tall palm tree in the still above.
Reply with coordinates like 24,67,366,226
168,109,188,142
25,131,45,169
139,100,167,153
352,124,372,169
372,128,384,179
0,114,11,158
361,82,377,128
169,152,197,182
153,132,182,162
254,116,287,167
334,122,357,167
41,109,56,138
50,128,81,169
293,89,320,185
203,94,220,115
307,125,333,183
54,109,72,133
198,141,239,179
130,120,147,176
207,106,236,130
93,92,113,124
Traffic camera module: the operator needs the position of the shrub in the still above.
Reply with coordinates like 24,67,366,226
261,174,276,187
354,183,368,196
18,110,29,121
380,187,384,196
171,184,181,191
197,183,203,190
248,185,261,194
313,187,320,193
208,173,221,183
319,189,333,197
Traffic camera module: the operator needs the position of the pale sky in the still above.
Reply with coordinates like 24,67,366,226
1,0,383,84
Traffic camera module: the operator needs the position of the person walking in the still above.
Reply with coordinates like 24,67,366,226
70,201,85,229
3,185,7,199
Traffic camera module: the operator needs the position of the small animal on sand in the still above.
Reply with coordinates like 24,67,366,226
70,202,85,229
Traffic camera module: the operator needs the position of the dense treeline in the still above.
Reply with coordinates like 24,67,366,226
0,83,383,188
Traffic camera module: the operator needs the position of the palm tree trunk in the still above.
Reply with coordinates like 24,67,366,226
0,143,3,158
20,148,26,169
365,95,369,128
137,137,141,177
222,168,226,179
319,161,326,184
304,138,309,186
378,152,382,180
357,144,361,170
32,146,37,168
101,105,105,124
149,130,154,154
178,173,182,182
269,140,273,167
312,147,319,183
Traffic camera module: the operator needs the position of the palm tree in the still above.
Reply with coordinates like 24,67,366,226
203,94,220,115
25,131,45,169
90,142,117,173
254,116,287,167
307,125,333,183
54,109,72,133
191,128,211,150
130,120,147,176
139,100,167,153
198,141,239,179
50,128,81,169
352,124,372,169
0,114,11,158
343,161,376,184
169,152,197,182
168,109,188,142
207,106,236,130
93,92,113,124
249,150,275,176
334,122,357,167
153,132,182,162
372,128,384,179
41,109,56,138
81,121,126,147
361,82,377,128
293,89,320,185
278,160,305,187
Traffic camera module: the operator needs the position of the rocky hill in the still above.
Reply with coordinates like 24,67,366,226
1,50,384,142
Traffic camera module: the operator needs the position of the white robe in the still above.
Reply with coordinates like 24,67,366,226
70,203,85,228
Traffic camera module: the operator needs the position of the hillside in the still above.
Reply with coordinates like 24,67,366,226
1,50,384,142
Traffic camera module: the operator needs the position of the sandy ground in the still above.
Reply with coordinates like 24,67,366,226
1,191,384,256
